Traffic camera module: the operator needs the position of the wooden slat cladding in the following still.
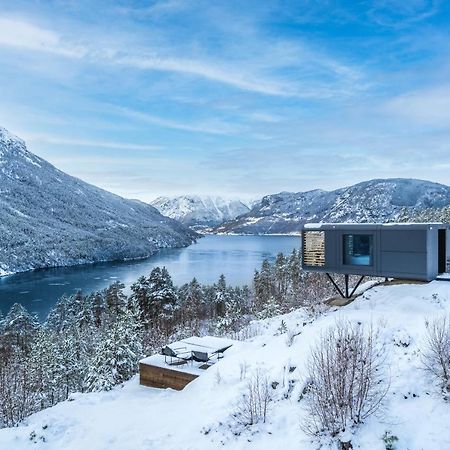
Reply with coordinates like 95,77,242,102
303,231,325,267
139,363,199,390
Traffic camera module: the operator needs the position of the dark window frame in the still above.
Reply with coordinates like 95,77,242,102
342,233,374,267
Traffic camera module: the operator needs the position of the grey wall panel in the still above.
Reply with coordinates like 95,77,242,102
380,230,427,253
427,229,438,279
325,230,338,268
380,251,427,276
447,230,450,271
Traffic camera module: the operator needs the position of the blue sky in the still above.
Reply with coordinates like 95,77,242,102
0,0,450,201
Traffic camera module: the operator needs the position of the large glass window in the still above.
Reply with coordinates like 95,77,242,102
303,231,325,267
343,234,373,266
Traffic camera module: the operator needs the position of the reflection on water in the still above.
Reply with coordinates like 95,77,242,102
0,235,299,320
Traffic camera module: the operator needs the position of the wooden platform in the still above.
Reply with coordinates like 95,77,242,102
139,336,235,390
139,361,199,390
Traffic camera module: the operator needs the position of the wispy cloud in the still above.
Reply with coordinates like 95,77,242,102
368,0,441,27
116,107,244,135
0,16,84,57
0,14,364,99
25,134,161,152
384,85,450,126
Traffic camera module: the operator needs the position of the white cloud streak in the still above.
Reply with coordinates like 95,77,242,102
116,107,244,135
384,85,450,126
0,16,85,57
0,15,362,99
25,134,161,151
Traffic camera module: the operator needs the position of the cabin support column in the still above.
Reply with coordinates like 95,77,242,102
326,273,365,299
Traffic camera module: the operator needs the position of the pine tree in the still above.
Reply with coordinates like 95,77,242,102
179,278,203,333
214,274,227,318
91,291,106,328
3,303,39,350
130,275,150,323
288,248,302,293
85,309,142,391
216,287,242,334
148,267,178,331
253,259,276,314
104,281,127,321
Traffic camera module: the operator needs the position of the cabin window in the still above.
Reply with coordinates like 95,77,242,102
343,234,373,266
303,231,325,267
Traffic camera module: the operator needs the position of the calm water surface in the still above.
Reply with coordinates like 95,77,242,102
0,235,299,320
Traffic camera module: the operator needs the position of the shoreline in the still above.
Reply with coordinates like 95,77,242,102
0,240,199,280
0,233,299,279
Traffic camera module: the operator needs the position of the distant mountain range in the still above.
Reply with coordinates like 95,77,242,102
151,195,253,229
213,179,450,234
0,127,197,276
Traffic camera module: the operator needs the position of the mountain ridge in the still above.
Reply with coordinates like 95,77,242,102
151,195,252,230
214,178,450,234
0,126,198,276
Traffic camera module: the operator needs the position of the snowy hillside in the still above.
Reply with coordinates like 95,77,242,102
2,280,450,449
151,195,251,229
216,179,450,234
0,127,197,276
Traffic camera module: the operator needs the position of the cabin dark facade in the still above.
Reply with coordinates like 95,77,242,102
301,223,449,285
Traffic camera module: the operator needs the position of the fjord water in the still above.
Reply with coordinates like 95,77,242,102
0,235,299,320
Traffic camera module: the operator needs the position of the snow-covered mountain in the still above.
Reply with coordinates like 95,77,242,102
215,179,450,234
151,195,251,229
0,127,197,276
1,280,449,449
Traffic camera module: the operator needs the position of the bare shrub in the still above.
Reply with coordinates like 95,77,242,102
236,368,272,426
304,320,388,438
239,362,249,381
422,316,450,395
229,323,262,341
285,328,300,347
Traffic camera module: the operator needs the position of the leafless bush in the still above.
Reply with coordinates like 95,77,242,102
229,323,262,341
236,368,272,426
303,320,388,437
239,362,249,381
285,328,298,347
422,316,450,395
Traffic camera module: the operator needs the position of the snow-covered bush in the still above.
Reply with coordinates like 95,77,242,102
303,320,388,439
392,329,411,348
382,430,398,450
285,328,297,347
235,368,272,426
422,315,450,396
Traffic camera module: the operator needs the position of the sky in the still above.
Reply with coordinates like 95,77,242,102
0,0,450,202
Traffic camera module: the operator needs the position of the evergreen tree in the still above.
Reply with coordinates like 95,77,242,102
253,259,276,313
214,274,228,318
3,303,39,350
85,309,142,391
130,274,151,325
104,281,127,320
179,278,203,332
91,291,106,328
148,267,178,330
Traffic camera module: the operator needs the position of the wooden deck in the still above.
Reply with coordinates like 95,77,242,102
139,336,235,390
139,362,199,390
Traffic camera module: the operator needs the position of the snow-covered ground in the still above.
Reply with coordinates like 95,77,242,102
2,281,450,449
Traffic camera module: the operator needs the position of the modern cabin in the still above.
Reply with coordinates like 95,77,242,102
301,223,450,287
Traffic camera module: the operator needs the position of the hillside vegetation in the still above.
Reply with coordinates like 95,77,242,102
0,127,197,276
